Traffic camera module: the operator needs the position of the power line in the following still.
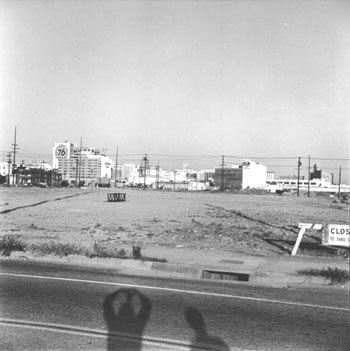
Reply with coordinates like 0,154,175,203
266,164,305,168
226,155,298,160
148,153,219,159
307,157,350,161
3,149,349,162
319,167,350,171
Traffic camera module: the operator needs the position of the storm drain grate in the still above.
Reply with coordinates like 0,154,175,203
219,259,244,264
201,270,250,282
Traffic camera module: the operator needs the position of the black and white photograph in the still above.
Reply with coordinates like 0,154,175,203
0,0,349,350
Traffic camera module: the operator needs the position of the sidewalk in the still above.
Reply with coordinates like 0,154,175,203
139,246,350,287
6,245,350,288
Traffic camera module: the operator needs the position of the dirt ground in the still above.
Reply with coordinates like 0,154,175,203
0,187,349,258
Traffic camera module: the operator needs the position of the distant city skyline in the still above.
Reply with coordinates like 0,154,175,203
1,134,347,184
1,1,349,182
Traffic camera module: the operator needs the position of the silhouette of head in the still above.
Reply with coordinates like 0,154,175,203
185,307,206,333
185,306,230,351
103,289,152,351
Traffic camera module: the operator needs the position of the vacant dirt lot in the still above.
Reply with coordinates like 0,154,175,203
0,187,349,258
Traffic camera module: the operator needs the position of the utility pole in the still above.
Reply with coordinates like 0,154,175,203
7,152,12,186
221,155,225,192
156,162,160,190
115,146,118,187
12,126,19,186
78,137,82,187
297,157,302,197
307,155,310,198
142,154,148,189
75,157,79,187
338,166,342,199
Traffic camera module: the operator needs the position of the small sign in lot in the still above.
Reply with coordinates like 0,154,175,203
323,224,350,248
107,193,126,202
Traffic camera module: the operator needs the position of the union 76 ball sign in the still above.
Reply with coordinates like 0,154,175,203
55,144,69,159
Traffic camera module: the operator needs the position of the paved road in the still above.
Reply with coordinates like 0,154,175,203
0,260,349,350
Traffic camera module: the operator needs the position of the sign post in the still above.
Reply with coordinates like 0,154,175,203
291,223,323,256
292,223,312,256
292,223,349,256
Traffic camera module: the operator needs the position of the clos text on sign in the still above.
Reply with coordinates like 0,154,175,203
324,224,350,248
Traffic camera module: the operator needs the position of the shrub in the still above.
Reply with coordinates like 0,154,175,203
84,242,167,262
0,235,26,256
30,242,84,257
297,267,349,285
85,241,128,259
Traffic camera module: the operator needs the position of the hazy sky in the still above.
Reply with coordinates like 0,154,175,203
0,0,349,179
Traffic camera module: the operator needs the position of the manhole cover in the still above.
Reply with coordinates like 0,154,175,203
202,270,249,282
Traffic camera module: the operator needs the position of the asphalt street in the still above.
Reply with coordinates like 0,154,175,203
0,260,349,350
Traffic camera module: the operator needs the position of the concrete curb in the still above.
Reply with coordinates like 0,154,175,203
150,262,201,279
1,252,154,271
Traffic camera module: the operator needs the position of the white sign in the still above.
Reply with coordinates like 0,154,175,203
55,144,69,159
298,223,313,229
324,224,350,248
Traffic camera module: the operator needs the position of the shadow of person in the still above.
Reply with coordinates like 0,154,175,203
185,307,230,351
103,288,151,351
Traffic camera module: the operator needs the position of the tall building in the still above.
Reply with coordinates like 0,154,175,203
241,160,267,189
266,171,275,182
214,160,267,190
310,164,333,183
52,142,113,186
0,162,9,177
214,166,243,190
0,161,10,185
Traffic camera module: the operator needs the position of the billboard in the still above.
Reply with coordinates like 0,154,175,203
55,144,70,159
53,142,72,169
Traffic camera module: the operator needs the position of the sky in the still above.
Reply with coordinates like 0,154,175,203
0,0,349,181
